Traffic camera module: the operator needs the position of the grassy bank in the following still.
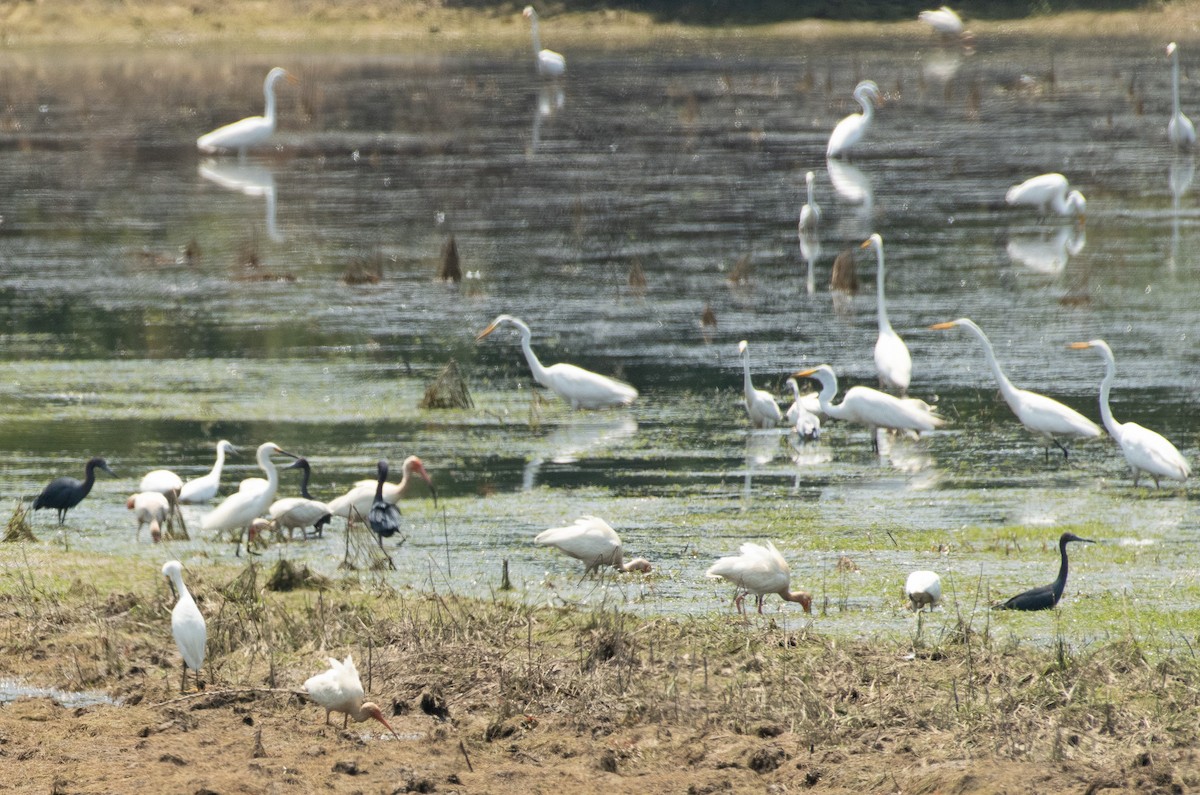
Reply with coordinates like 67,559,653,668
2,548,1200,792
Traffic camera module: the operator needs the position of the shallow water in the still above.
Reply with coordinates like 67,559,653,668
0,35,1197,642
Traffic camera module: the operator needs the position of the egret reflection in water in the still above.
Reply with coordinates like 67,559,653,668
826,157,874,237
1169,155,1194,270
199,159,282,242
521,415,637,490
799,229,820,295
1006,224,1085,275
529,85,565,155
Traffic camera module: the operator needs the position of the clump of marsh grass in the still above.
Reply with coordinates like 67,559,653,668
419,359,473,410
4,502,36,542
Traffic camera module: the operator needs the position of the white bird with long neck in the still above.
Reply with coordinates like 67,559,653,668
798,171,820,233
523,6,565,78
905,570,942,611
931,319,1100,458
827,80,881,159
1168,42,1196,150
918,6,964,36
706,541,812,616
1069,340,1191,487
128,492,170,542
863,234,911,395
303,654,399,738
738,340,782,429
1005,173,1086,220
197,67,296,156
794,364,944,451
328,455,438,524
784,377,822,440
534,515,651,576
200,442,297,550
179,440,238,504
476,314,637,409
162,560,206,693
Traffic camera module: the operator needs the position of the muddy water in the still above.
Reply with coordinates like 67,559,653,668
0,36,1196,642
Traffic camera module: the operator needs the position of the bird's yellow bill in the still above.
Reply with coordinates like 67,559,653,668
284,71,301,85
928,321,957,330
475,321,500,342
859,239,871,249
793,368,818,378
1067,342,1092,350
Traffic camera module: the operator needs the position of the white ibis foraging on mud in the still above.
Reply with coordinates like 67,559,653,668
476,314,637,410
929,319,1101,459
33,456,116,524
162,560,206,692
826,80,881,159
128,492,170,542
303,654,398,738
534,515,652,576
992,532,1094,611
179,440,238,504
196,67,297,156
1069,340,1191,487
706,541,812,616
904,570,942,611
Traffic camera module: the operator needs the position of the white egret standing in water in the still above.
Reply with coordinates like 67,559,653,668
863,234,911,395
738,340,783,429
918,6,964,36
794,365,944,452
1167,42,1196,150
1068,340,1191,487
930,319,1100,458
1005,173,1086,220
827,80,881,158
197,67,297,157
201,442,297,552
476,314,637,409
523,6,565,77
798,171,820,233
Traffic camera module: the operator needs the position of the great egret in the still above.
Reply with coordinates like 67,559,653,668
200,442,297,550
328,455,437,523
179,440,239,505
827,80,881,159
706,541,812,616
476,314,637,409
1005,173,1086,220
268,458,332,539
367,459,402,549
794,365,945,451
534,515,652,576
863,234,912,394
1168,42,1196,150
33,456,116,525
992,532,1093,611
127,492,170,543
905,570,942,611
738,340,783,429
798,171,820,233
785,377,822,440
162,560,206,692
196,67,296,156
918,6,964,36
930,319,1101,458
1069,340,1192,486
523,6,565,78
303,654,399,738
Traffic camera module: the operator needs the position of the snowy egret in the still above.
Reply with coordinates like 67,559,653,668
1168,43,1196,150
798,171,820,233
476,314,637,409
1068,340,1191,486
785,377,822,441
196,67,297,156
827,80,881,159
367,460,402,549
328,455,437,525
523,6,566,78
1005,173,1086,220
794,365,944,451
179,440,239,504
162,560,206,692
534,515,651,576
931,319,1101,458
33,456,116,524
863,234,911,394
303,654,398,738
200,442,297,552
706,541,811,615
905,570,942,611
993,532,1093,611
268,458,332,539
127,492,170,543
738,340,783,429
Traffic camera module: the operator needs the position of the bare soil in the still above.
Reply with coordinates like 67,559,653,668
1,553,1199,794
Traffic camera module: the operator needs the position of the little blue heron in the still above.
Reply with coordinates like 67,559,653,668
33,456,116,524
367,459,401,549
993,532,1094,611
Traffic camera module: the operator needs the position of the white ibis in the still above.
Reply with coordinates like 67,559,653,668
128,492,170,542
904,570,942,611
268,458,332,539
303,654,399,738
534,515,651,576
706,541,812,615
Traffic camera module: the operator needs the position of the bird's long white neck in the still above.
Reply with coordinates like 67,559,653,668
741,350,755,397
959,321,1020,405
873,244,891,332
528,14,542,56
805,175,816,208
814,372,847,420
168,570,193,604
1095,347,1122,437
263,75,279,126
855,88,876,123
210,445,228,480
258,448,281,493
513,320,552,387
1173,50,1183,118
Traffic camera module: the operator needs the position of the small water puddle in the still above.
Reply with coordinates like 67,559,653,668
0,679,121,708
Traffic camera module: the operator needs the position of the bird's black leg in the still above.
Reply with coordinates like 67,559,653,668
1052,439,1070,460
